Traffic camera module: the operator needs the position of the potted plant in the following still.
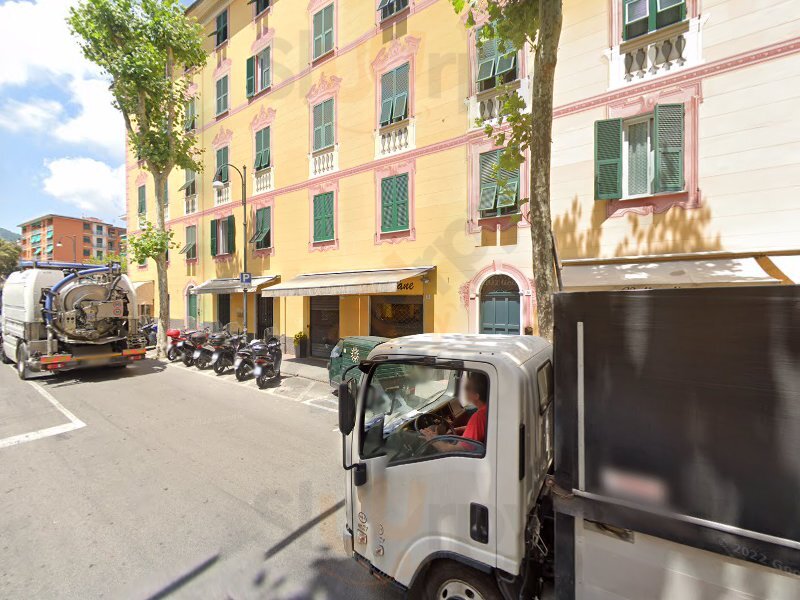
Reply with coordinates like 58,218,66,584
293,331,309,358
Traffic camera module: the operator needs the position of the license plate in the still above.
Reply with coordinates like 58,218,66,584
193,350,202,359
253,365,263,377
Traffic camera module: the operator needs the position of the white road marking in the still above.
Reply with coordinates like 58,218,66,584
302,397,339,413
0,380,86,449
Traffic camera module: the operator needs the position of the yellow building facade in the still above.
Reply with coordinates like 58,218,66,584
127,0,800,357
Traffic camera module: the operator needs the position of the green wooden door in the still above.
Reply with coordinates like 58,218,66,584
480,275,521,335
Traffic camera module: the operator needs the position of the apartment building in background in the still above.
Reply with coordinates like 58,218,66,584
127,0,800,357
18,215,126,263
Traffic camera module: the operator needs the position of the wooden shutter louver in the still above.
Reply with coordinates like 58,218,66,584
654,103,685,193
594,118,623,200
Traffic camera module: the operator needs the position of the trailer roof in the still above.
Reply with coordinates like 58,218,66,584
373,334,550,366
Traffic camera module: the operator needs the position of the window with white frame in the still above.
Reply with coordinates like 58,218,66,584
377,0,409,22
246,47,271,97
210,216,235,256
185,97,197,130
312,3,334,61
254,0,270,16
181,169,197,213
180,225,197,260
475,27,517,93
213,9,228,46
379,63,409,127
312,99,335,152
215,75,229,115
623,0,686,40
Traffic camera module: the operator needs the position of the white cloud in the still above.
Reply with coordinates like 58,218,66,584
42,157,125,217
0,97,63,132
0,0,98,86
0,0,125,159
55,77,124,158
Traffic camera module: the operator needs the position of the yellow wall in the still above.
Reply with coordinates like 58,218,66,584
127,0,800,343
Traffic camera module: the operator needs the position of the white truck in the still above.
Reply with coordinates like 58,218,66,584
336,286,800,599
0,262,146,379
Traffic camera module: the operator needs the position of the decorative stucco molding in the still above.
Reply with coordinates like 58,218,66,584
250,106,277,132
371,36,421,74
213,58,232,80
460,261,535,333
251,27,275,55
211,127,233,150
306,73,342,106
135,172,148,186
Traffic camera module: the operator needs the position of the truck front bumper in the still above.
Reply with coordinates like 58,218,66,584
343,525,354,556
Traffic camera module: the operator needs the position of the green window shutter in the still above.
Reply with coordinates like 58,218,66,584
138,185,146,214
227,215,235,253
210,219,218,256
323,99,334,148
216,147,229,182
380,175,409,232
393,63,409,122
627,120,650,196
381,177,395,232
379,70,395,127
594,118,623,200
478,150,500,211
264,206,271,247
313,9,325,59
654,103,685,193
496,162,520,209
495,41,516,77
246,56,256,97
395,173,409,230
313,192,334,242
260,47,271,89
322,4,334,55
476,32,498,83
313,102,324,151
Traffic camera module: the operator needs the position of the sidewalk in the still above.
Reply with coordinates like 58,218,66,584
281,357,330,385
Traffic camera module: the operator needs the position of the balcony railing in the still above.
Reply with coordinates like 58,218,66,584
609,20,700,89
375,119,415,159
214,183,231,205
309,146,338,179
467,78,529,129
253,167,274,194
184,194,197,215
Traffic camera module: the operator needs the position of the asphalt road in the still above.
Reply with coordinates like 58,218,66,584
0,358,400,600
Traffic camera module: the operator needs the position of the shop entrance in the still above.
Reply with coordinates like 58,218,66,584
370,295,424,338
217,294,231,330
257,296,274,339
310,296,339,358
479,275,521,334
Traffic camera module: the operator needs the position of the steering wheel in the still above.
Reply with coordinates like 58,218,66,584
413,413,455,435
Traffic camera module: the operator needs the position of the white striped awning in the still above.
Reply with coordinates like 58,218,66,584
261,266,434,297
192,275,278,295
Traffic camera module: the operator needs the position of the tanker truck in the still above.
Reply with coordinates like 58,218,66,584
0,262,146,379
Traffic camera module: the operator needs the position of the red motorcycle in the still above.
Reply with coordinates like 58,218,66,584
166,328,192,362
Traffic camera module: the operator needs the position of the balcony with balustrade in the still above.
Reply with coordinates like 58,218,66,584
253,167,274,194
467,78,529,130
374,118,416,159
309,145,338,179
214,182,231,205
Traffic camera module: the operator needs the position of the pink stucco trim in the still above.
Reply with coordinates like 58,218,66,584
306,73,341,154
374,0,414,28
250,106,277,132
211,127,233,151
213,58,232,80
210,205,234,221
251,27,275,56
213,253,235,263
372,36,421,128
183,279,199,327
609,0,701,46
606,80,702,217
466,136,531,234
374,158,417,245
459,261,535,334
135,172,148,186
308,0,338,65
187,83,198,97
308,178,339,252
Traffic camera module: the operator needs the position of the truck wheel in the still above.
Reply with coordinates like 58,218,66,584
16,343,30,381
422,561,502,600
0,339,12,364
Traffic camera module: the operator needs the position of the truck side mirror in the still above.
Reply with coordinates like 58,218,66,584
338,379,357,436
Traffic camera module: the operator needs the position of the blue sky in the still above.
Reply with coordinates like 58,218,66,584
0,0,127,233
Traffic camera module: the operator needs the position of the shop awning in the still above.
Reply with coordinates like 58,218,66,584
768,255,800,284
132,280,154,304
261,266,434,297
562,257,780,290
192,275,278,295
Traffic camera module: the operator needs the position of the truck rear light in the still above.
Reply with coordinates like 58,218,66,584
122,348,146,357
41,355,73,364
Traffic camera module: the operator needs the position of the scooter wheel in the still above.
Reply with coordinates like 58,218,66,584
182,353,194,368
213,360,227,375
167,347,179,362
235,363,251,381
195,357,209,370
256,374,269,389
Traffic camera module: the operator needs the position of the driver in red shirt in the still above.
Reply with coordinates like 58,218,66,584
421,372,488,449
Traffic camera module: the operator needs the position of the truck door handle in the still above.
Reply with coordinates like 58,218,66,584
470,503,489,544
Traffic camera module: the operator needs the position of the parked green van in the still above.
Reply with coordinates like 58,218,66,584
327,336,388,386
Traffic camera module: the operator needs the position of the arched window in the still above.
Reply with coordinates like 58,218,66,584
479,274,520,334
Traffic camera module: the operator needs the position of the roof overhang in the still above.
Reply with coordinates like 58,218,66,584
192,275,278,295
261,266,434,297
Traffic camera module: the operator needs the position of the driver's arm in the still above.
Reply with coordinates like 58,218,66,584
420,426,464,453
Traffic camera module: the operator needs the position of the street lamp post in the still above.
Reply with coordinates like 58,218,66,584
56,235,77,263
213,164,249,338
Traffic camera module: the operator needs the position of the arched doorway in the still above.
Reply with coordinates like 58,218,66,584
480,274,521,334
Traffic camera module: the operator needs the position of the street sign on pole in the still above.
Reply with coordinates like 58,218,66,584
240,272,252,286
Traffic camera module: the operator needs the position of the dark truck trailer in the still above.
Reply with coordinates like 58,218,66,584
553,286,800,599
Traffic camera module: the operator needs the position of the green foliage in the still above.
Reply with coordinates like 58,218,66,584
0,238,21,278
293,331,308,345
126,221,178,264
68,0,207,177
87,252,128,273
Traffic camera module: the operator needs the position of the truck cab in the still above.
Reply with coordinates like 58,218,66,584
338,334,554,598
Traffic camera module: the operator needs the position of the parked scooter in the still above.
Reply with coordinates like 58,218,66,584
254,337,282,389
211,332,246,375
139,320,158,348
181,330,209,367
233,338,260,381
193,328,229,370
166,328,189,362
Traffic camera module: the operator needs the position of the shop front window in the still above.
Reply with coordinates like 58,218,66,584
370,295,423,338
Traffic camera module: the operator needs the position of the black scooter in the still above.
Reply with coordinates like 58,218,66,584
194,329,229,370
181,330,208,367
211,333,246,375
254,337,282,389
234,338,261,381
